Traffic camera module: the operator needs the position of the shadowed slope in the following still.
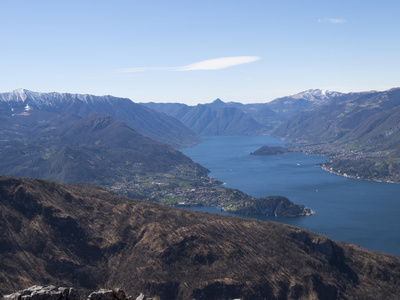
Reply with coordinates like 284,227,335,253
0,113,207,185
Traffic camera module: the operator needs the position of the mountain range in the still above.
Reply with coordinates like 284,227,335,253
0,89,201,148
3,86,400,183
143,89,343,135
0,88,344,142
1,176,400,299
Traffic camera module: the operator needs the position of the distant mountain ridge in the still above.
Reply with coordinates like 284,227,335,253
143,89,342,135
0,89,201,148
144,99,266,136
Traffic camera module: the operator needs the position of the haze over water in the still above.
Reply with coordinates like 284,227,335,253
182,136,400,257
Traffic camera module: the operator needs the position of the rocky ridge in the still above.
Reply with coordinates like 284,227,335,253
3,286,141,300
1,176,400,299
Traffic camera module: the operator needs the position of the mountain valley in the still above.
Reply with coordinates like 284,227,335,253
0,95,309,216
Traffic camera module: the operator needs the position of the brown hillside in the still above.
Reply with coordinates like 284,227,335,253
0,176,399,299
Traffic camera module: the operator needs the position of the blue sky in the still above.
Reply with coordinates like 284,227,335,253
1,0,399,104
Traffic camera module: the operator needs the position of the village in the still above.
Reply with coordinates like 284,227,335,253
110,166,254,209
289,143,400,183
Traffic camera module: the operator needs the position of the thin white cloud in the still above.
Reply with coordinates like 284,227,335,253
318,18,346,24
117,56,261,73
176,56,260,71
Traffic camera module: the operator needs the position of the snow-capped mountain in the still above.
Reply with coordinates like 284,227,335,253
0,89,124,106
261,88,344,120
0,89,201,148
288,89,344,102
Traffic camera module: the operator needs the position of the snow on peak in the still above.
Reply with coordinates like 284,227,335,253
5,89,28,101
290,89,342,101
0,89,134,111
14,88,28,100
0,89,45,103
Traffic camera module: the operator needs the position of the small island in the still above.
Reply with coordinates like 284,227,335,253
250,145,289,155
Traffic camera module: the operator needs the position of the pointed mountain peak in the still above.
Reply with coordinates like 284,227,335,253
212,98,225,104
207,98,226,109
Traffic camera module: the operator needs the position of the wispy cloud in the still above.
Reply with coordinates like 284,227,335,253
318,18,346,24
117,56,261,73
177,56,260,71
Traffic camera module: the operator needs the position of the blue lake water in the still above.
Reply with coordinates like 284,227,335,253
182,135,400,257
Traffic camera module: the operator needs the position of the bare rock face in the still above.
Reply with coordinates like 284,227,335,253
87,289,115,300
3,287,133,300
87,288,128,300
3,285,79,300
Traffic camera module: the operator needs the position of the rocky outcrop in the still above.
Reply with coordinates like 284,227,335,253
87,288,131,300
3,287,139,300
3,285,79,300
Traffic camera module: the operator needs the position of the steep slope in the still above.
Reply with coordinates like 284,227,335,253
1,176,400,299
0,89,201,148
0,113,207,186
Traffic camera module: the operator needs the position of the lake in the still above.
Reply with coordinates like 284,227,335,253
182,135,400,257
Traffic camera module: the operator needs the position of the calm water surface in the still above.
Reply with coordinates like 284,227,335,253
182,136,400,256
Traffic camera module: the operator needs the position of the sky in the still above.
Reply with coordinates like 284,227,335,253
1,0,400,105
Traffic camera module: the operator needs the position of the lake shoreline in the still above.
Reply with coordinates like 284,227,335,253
263,138,400,184
318,163,398,184
182,135,400,257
